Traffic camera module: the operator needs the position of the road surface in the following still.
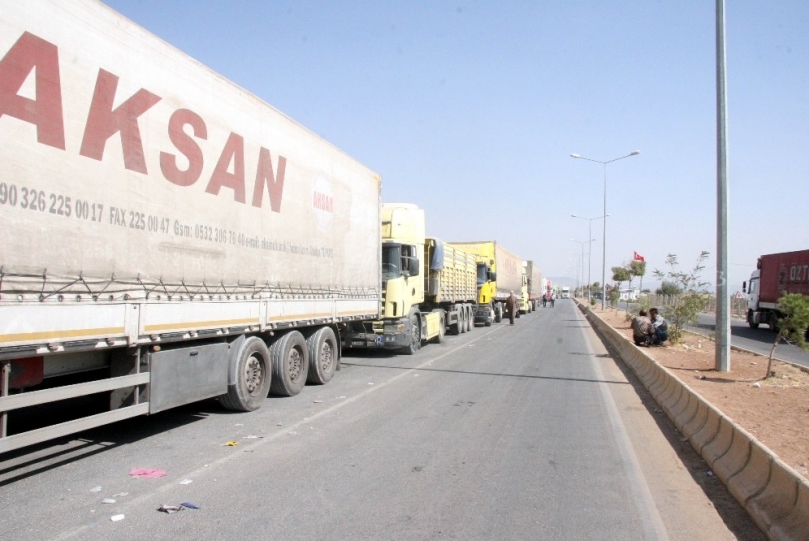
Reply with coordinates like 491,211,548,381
0,300,763,540
690,313,809,369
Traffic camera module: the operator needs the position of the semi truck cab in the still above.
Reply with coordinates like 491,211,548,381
346,204,444,353
475,258,497,325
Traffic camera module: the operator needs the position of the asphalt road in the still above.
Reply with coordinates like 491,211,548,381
0,301,764,540
690,313,809,369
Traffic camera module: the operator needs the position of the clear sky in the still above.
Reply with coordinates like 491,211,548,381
101,0,809,292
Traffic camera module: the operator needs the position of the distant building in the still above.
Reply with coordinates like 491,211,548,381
619,288,640,301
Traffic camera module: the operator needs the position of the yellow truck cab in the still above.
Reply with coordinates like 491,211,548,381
346,204,477,354
449,241,524,326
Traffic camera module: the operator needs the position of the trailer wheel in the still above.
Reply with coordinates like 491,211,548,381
465,306,473,332
401,312,421,355
459,308,467,334
220,336,272,411
747,310,759,329
494,304,502,323
270,331,309,396
449,310,461,335
306,327,337,385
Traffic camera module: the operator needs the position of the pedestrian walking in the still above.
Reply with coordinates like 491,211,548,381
505,290,518,325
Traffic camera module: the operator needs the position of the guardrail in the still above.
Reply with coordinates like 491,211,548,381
581,303,809,541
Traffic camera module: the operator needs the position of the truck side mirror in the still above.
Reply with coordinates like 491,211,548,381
742,281,747,293
489,271,496,281
409,258,420,277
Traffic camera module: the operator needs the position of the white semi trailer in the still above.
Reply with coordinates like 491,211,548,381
0,0,381,453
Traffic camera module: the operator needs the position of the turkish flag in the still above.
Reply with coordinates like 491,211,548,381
633,251,645,262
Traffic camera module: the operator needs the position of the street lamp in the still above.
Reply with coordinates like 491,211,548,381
571,238,594,299
571,214,608,303
570,150,640,309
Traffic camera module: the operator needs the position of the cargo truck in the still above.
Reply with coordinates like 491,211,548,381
0,0,382,453
525,261,543,311
743,249,809,330
449,241,524,326
344,204,478,354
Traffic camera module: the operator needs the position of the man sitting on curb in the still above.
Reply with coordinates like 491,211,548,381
632,309,653,346
649,307,669,346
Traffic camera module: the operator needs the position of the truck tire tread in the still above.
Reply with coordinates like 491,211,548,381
219,336,272,412
269,331,309,396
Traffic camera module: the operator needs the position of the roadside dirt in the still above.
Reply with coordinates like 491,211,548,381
590,306,809,480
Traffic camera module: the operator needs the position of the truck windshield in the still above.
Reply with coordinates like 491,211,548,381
477,263,487,286
382,244,402,281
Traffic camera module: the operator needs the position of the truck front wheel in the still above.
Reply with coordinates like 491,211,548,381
747,310,759,329
220,336,272,411
306,327,337,385
401,312,421,355
270,331,309,396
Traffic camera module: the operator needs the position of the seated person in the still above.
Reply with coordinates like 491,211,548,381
631,309,652,346
649,308,669,345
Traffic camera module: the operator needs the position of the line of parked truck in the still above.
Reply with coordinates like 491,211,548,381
0,0,546,453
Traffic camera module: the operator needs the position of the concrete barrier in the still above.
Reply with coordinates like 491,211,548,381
690,404,722,454
581,305,809,540
702,415,735,469
713,427,751,484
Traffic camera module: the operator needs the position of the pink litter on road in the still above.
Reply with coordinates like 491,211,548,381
129,468,167,479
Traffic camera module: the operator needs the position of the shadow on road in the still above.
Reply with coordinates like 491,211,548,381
0,399,222,487
341,361,630,386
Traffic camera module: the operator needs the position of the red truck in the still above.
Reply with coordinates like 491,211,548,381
743,249,809,329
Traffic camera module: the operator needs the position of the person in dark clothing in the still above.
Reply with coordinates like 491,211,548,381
649,308,669,345
505,291,518,325
632,309,653,346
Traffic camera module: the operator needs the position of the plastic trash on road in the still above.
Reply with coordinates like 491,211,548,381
130,468,167,478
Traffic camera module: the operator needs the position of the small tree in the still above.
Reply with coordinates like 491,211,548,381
608,286,620,307
765,293,809,378
656,281,683,296
612,266,630,310
628,260,646,296
651,252,711,342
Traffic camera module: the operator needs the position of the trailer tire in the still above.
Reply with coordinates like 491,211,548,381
401,312,421,355
459,308,467,334
465,306,473,332
306,327,337,385
494,303,502,323
450,311,461,335
269,331,309,396
220,336,272,412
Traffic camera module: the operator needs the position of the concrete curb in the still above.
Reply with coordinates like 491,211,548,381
581,305,809,541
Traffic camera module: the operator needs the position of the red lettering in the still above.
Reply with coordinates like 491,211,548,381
251,147,285,212
160,109,207,186
206,132,245,202
0,32,65,149
79,69,161,174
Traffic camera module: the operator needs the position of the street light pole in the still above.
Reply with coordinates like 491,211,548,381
571,151,640,309
571,238,593,299
571,213,607,303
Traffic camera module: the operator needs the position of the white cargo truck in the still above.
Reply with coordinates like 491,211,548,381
0,0,381,453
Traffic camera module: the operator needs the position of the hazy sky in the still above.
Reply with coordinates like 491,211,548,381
101,0,808,291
